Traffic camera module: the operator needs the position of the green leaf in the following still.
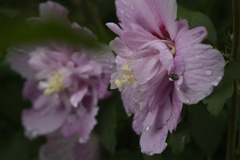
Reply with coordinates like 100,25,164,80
167,120,191,154
108,150,143,160
95,95,117,155
177,5,217,45
143,154,163,160
189,103,228,156
0,19,98,50
0,133,45,160
203,60,240,116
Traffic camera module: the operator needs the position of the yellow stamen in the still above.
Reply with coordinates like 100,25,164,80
44,72,64,95
115,61,136,88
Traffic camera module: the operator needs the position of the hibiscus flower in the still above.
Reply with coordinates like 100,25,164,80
107,0,225,155
7,1,114,145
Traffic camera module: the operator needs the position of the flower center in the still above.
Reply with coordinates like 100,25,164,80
115,61,136,88
44,72,64,95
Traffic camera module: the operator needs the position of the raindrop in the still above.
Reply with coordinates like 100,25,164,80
145,125,150,131
146,77,151,81
204,70,212,76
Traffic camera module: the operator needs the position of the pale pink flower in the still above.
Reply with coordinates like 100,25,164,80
7,1,114,145
107,0,225,155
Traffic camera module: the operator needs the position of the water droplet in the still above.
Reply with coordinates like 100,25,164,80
131,6,134,10
205,70,212,76
146,77,151,81
145,125,150,131
176,87,180,91
212,81,218,86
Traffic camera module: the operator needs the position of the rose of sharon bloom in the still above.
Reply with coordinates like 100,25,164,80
7,1,114,144
107,0,225,155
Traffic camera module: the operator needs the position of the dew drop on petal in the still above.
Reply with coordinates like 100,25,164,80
145,125,150,131
204,70,213,76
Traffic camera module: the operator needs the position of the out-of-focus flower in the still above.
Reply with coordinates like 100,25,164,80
7,1,114,144
39,132,104,160
107,0,225,155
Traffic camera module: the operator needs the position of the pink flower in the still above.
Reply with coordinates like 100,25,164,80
7,1,114,144
107,0,225,155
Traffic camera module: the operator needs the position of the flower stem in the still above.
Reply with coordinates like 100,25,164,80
226,0,240,159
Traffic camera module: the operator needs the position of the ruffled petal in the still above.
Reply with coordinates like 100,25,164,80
22,105,69,138
175,44,225,104
39,1,69,22
175,19,207,52
70,85,88,108
140,85,182,155
122,24,157,50
23,80,41,101
115,0,161,35
144,0,178,39
60,105,99,143
6,47,34,79
110,38,133,59
106,22,122,35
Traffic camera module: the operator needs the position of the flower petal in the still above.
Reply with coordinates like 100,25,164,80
175,44,225,104
22,105,69,138
175,20,207,52
70,85,88,108
39,1,69,22
140,86,182,155
144,0,178,39
60,105,99,143
115,0,161,35
6,47,34,79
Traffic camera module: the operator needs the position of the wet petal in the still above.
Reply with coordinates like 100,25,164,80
175,44,225,104
144,0,178,39
116,0,161,34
